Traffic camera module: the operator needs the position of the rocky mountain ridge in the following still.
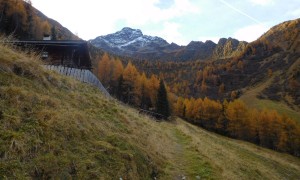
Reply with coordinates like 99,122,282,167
90,27,248,61
214,38,248,59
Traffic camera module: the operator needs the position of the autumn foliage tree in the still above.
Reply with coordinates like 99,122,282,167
175,97,185,117
138,73,152,109
122,62,140,104
225,100,249,139
97,53,112,86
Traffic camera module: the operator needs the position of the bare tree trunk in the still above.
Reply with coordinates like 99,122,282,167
0,9,4,23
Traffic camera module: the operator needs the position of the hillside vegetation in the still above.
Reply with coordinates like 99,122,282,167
240,73,300,122
114,19,299,109
0,39,300,179
95,51,300,156
0,0,78,40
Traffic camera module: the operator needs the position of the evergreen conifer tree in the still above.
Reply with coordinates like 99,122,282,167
156,80,170,119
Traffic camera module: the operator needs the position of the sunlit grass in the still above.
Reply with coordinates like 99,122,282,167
240,73,300,122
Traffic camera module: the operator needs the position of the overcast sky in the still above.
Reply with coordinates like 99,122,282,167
31,0,300,45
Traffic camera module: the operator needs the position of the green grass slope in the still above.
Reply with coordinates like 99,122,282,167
240,73,300,122
0,41,300,179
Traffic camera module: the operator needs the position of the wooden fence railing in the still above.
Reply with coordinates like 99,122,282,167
138,108,167,120
43,65,110,97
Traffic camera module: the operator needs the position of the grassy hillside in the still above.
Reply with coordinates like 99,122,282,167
0,41,300,179
240,72,300,122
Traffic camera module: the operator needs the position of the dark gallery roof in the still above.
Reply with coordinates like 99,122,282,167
11,40,92,69
13,40,89,49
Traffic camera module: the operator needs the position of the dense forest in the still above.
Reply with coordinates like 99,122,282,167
96,52,300,156
96,53,171,116
124,40,298,103
175,98,300,156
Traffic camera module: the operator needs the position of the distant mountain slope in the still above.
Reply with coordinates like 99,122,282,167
90,27,247,61
124,19,300,112
240,18,300,106
0,0,78,40
1,41,299,179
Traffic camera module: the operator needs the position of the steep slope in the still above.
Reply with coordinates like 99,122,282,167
33,7,79,40
0,0,78,40
90,28,247,61
239,74,300,122
1,39,300,179
259,18,300,52
239,18,300,107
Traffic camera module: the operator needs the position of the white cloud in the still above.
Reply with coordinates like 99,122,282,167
31,0,199,40
146,22,188,45
233,24,269,42
220,0,262,24
119,0,199,25
286,8,300,18
249,0,274,6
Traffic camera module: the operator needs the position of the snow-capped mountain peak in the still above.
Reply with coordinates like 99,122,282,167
90,27,170,56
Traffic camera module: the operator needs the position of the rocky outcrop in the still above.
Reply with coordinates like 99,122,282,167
213,38,247,59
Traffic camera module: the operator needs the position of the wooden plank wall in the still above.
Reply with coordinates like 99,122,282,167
43,65,110,97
